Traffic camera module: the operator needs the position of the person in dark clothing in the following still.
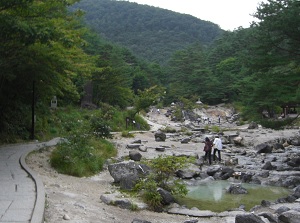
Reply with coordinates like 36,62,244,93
203,137,213,165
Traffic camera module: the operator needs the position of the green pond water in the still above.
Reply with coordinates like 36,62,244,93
177,181,291,212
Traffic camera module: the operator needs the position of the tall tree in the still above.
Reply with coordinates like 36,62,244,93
0,0,95,139
240,0,300,117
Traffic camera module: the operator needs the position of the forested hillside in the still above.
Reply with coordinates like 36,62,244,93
1,0,299,143
70,0,223,64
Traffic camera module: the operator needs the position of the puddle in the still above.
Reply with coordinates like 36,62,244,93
176,180,291,212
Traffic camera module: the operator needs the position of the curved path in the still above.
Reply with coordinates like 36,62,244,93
0,138,60,223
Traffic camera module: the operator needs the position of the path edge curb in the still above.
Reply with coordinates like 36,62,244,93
20,149,45,223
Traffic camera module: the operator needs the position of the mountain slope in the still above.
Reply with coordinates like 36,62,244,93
71,0,224,64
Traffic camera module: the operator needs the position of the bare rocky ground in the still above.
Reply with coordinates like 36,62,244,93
26,106,300,223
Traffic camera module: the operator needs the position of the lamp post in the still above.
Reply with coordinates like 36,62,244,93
30,80,35,140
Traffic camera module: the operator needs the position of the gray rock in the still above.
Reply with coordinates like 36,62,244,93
126,144,141,149
184,220,198,223
206,166,221,176
181,138,190,144
154,130,166,141
167,207,216,217
261,200,272,207
108,161,150,184
235,213,265,223
176,164,201,179
131,139,142,144
155,146,165,152
256,143,273,153
275,206,290,214
278,210,300,223
120,174,139,190
282,176,300,188
157,188,175,205
227,183,248,194
129,150,142,161
288,136,300,146
248,122,259,129
262,161,276,170
132,219,151,223
257,212,277,223
233,136,244,145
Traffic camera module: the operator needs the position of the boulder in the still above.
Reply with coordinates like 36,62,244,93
278,210,300,223
181,138,190,144
287,157,300,167
288,136,300,146
154,130,166,142
262,161,276,170
129,150,142,161
275,206,290,214
157,188,175,205
108,161,150,186
235,213,265,223
206,166,221,176
227,183,248,194
131,139,142,144
176,164,201,179
282,176,300,188
233,136,243,146
155,146,165,152
257,212,277,223
256,143,273,153
120,174,139,190
248,122,259,129
126,144,141,149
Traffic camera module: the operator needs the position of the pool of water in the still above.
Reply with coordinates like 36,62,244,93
176,181,291,212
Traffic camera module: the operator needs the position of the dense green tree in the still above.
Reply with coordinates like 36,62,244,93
70,0,223,64
0,0,95,140
239,0,300,117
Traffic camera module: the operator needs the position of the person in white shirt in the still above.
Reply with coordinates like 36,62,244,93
213,135,223,162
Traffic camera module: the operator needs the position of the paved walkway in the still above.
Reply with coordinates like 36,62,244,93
0,138,60,223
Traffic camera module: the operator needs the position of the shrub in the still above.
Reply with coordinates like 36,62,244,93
259,118,296,130
211,125,220,133
121,131,134,138
50,133,116,177
134,155,190,210
161,126,177,133
90,117,112,138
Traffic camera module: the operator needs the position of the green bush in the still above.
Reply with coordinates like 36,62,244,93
259,118,296,130
90,117,112,138
134,155,190,210
121,131,134,138
50,134,116,177
134,175,163,211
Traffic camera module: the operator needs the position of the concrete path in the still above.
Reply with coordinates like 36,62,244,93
0,138,61,223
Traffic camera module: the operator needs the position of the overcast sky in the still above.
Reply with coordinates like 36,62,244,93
127,0,266,31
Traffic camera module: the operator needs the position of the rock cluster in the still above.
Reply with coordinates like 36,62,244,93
108,119,300,222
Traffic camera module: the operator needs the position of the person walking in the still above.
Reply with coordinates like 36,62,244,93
203,137,213,165
213,135,223,162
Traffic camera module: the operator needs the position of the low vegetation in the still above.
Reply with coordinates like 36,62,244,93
47,105,149,177
134,156,192,211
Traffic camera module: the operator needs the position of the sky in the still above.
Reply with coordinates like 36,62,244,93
127,0,266,31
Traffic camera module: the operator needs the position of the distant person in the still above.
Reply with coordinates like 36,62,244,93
218,115,221,124
203,137,213,165
213,135,223,162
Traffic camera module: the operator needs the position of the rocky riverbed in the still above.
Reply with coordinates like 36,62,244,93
26,106,300,223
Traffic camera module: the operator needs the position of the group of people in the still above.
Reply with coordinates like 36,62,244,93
203,135,222,165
